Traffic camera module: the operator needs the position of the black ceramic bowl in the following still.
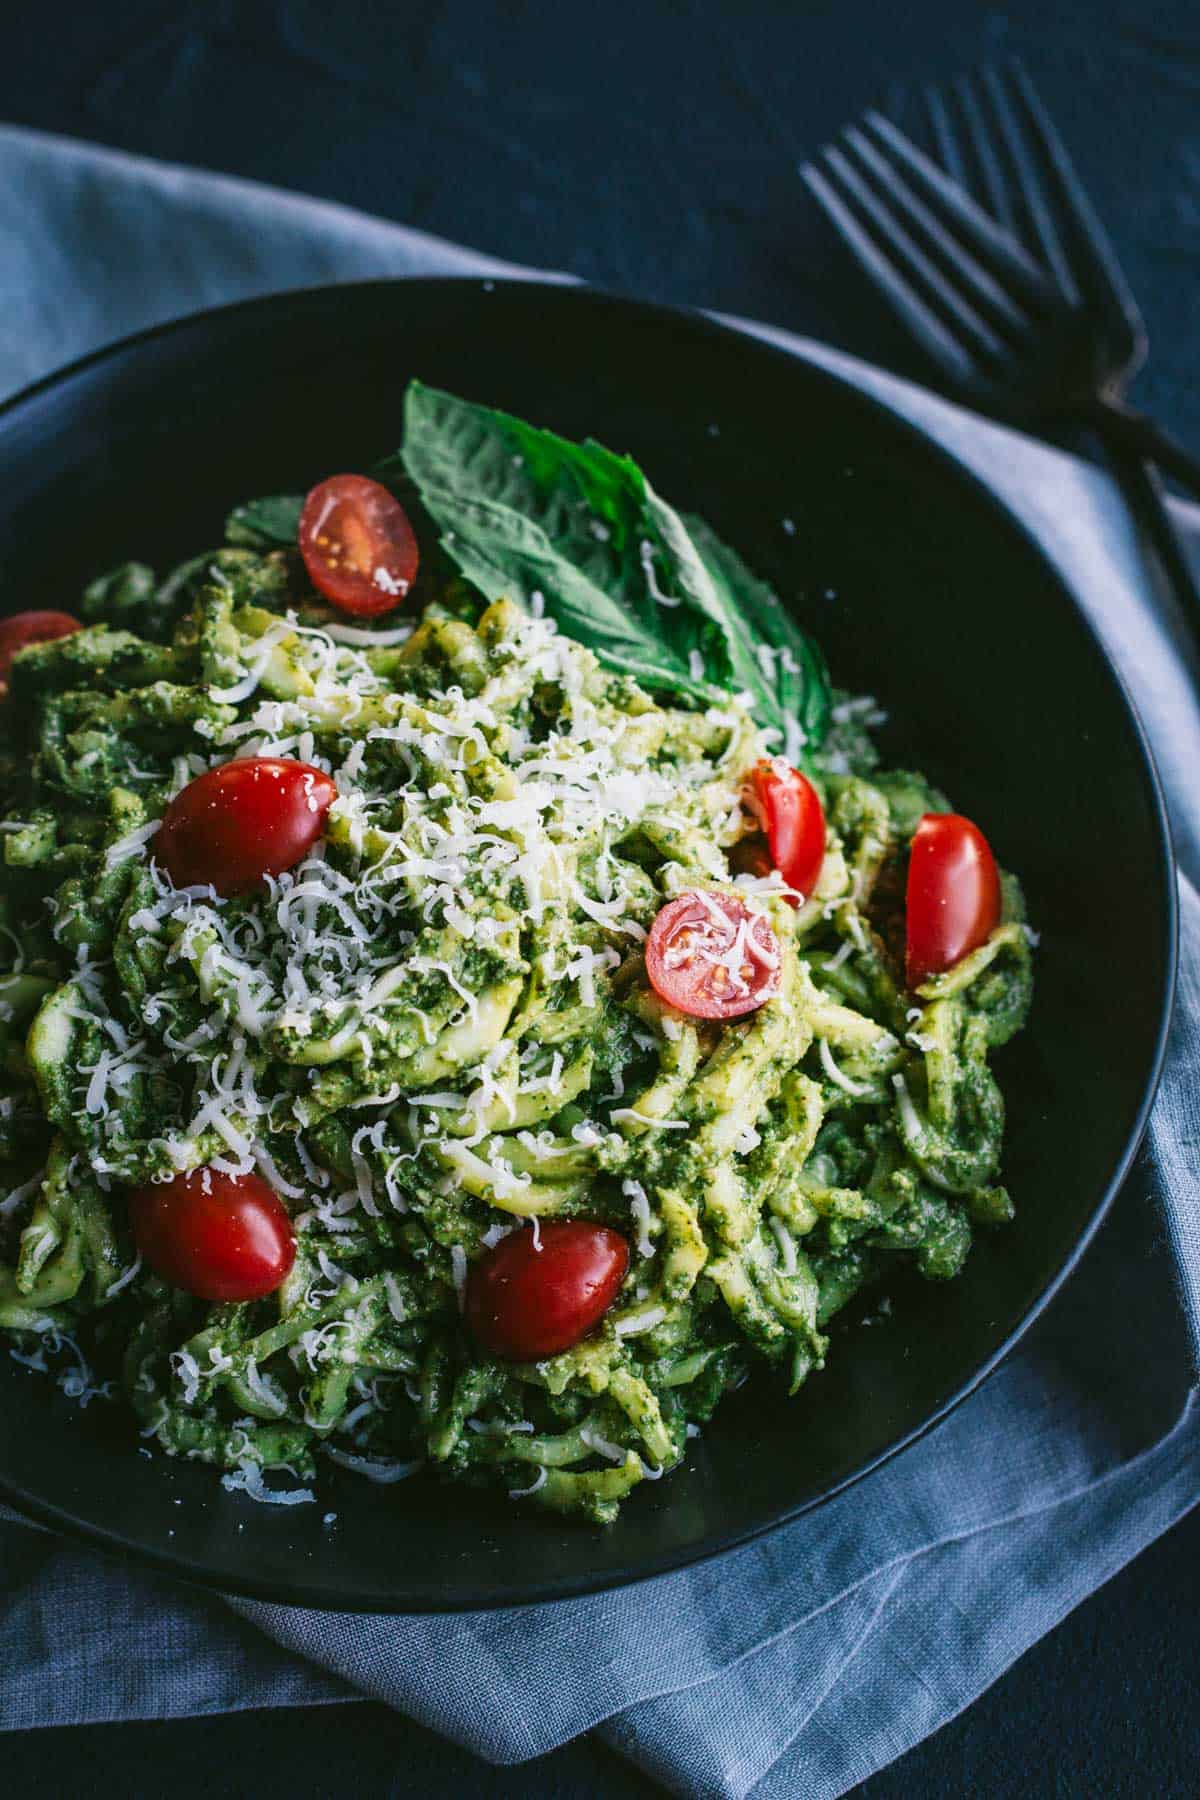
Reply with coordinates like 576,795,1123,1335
0,281,1176,1611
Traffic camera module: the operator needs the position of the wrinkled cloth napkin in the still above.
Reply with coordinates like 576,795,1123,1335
1,125,1198,1800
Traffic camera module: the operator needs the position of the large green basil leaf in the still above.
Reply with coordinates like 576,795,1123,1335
683,513,831,755
390,382,830,749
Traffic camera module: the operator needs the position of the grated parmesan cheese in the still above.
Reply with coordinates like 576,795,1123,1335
221,1462,316,1506
622,1179,656,1259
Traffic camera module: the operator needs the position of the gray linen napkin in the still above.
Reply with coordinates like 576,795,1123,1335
1,125,1197,1800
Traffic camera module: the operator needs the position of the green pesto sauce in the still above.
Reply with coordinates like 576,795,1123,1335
0,527,1033,1526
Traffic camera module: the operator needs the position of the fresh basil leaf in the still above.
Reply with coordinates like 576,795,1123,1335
224,494,303,550
393,382,829,750
684,513,831,756
392,383,730,705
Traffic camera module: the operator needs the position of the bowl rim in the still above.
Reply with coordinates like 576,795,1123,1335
0,276,1179,1613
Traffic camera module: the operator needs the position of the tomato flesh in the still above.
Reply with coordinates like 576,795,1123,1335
299,474,419,617
0,610,81,685
728,836,773,881
747,758,826,902
646,890,781,1020
156,757,337,896
905,812,1002,988
128,1167,295,1302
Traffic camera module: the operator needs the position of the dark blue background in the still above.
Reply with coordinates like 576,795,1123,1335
3,2,1199,1793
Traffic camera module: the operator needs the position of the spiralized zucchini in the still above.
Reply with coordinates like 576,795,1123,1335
0,534,1032,1524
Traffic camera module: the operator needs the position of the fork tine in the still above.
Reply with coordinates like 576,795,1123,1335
859,112,1057,312
951,72,1017,234
1005,55,1147,360
815,145,1009,362
838,125,1034,338
979,63,1079,305
921,84,969,191
799,160,979,386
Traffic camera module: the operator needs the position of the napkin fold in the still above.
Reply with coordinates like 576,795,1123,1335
1,125,1197,1800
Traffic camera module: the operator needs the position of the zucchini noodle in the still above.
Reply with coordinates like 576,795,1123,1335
0,523,1032,1525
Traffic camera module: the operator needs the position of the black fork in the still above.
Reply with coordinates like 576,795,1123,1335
914,63,1197,476
802,59,1200,629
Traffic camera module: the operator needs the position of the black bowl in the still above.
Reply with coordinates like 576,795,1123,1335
0,280,1176,1611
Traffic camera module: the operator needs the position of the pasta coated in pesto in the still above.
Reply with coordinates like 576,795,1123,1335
0,474,1032,1526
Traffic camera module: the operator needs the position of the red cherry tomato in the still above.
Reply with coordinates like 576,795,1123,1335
299,474,419,617
905,812,1002,988
646,890,781,1020
465,1221,630,1361
748,758,826,902
128,1167,295,1303
0,610,81,685
156,757,337,896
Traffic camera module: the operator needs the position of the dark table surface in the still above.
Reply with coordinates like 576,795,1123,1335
3,1,1199,1793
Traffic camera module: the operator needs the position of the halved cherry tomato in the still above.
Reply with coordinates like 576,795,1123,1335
156,757,336,896
646,890,781,1020
0,610,81,686
128,1167,295,1302
747,758,826,902
299,474,419,617
905,812,1001,988
465,1221,630,1361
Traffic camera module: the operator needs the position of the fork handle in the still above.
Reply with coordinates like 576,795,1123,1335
1094,432,1200,651
1087,393,1200,502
